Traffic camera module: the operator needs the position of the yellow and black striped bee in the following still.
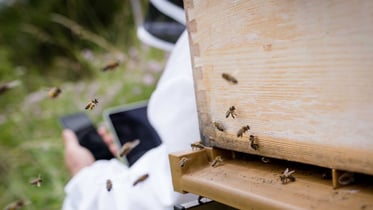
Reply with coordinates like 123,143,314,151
249,134,259,150
119,139,140,157
0,80,21,95
106,179,113,192
226,106,237,119
237,125,250,137
30,174,42,187
211,156,223,168
222,73,238,84
48,87,62,99
102,61,119,72
280,168,296,184
213,121,225,132
85,98,98,110
133,173,149,186
4,200,28,210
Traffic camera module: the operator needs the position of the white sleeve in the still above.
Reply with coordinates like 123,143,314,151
62,30,200,210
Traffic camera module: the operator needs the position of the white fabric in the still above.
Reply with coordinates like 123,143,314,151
62,31,200,210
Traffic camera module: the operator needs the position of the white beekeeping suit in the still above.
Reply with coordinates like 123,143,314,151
62,31,200,210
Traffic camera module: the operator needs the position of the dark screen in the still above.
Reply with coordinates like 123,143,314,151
60,113,114,160
109,105,162,166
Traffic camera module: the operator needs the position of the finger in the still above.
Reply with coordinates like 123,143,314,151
98,126,118,155
62,129,79,147
98,126,114,145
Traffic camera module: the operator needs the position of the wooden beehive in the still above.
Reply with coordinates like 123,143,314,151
185,0,373,176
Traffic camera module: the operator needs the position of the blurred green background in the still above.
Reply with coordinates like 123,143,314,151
0,0,168,209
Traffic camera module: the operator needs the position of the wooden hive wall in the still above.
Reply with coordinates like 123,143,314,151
185,0,373,175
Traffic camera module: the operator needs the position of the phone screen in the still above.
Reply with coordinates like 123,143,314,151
60,113,114,160
107,103,162,166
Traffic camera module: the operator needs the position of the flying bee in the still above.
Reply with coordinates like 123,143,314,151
280,168,296,184
249,135,259,150
48,87,62,99
261,157,270,164
210,156,223,168
0,80,21,95
102,60,120,72
222,73,238,84
178,157,189,168
191,142,205,150
338,172,354,186
237,125,250,137
106,179,113,191
119,139,140,157
85,98,99,110
225,106,237,119
213,121,225,132
30,174,42,187
133,173,149,186
4,200,28,210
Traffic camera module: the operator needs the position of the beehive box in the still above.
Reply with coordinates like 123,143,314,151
185,0,373,176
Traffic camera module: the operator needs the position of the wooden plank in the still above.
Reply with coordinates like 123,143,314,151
169,149,373,210
185,0,373,175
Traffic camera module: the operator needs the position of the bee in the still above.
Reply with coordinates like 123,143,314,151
178,157,189,168
30,174,42,187
191,142,205,150
237,125,250,137
102,61,119,72
85,98,99,110
280,168,296,184
261,157,270,164
213,121,225,132
222,73,238,84
249,135,259,150
48,87,62,99
106,179,113,191
225,106,237,119
210,156,223,168
338,172,354,186
133,173,149,186
0,80,21,95
4,200,27,210
119,139,140,157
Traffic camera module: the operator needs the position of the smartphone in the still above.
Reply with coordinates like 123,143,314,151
59,112,114,160
103,101,162,166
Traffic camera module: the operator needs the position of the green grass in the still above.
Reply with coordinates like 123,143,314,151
0,47,167,209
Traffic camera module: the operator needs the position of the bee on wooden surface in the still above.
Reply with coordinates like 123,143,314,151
213,121,225,132
30,174,42,187
4,200,28,210
85,98,98,110
178,157,189,168
119,139,140,157
133,173,149,186
338,172,354,186
102,61,119,72
261,157,270,164
237,125,250,138
249,135,259,150
106,179,113,191
222,73,238,84
191,142,205,150
225,106,237,119
48,87,62,99
280,168,296,184
0,80,21,95
210,156,223,168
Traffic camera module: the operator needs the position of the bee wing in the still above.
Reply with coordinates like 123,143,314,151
284,168,289,174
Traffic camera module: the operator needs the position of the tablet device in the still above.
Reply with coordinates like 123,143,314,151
59,112,114,160
103,101,162,166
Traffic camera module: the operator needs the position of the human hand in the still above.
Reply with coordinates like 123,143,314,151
63,129,94,176
97,126,118,156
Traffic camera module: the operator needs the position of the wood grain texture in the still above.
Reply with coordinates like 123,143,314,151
185,0,373,175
